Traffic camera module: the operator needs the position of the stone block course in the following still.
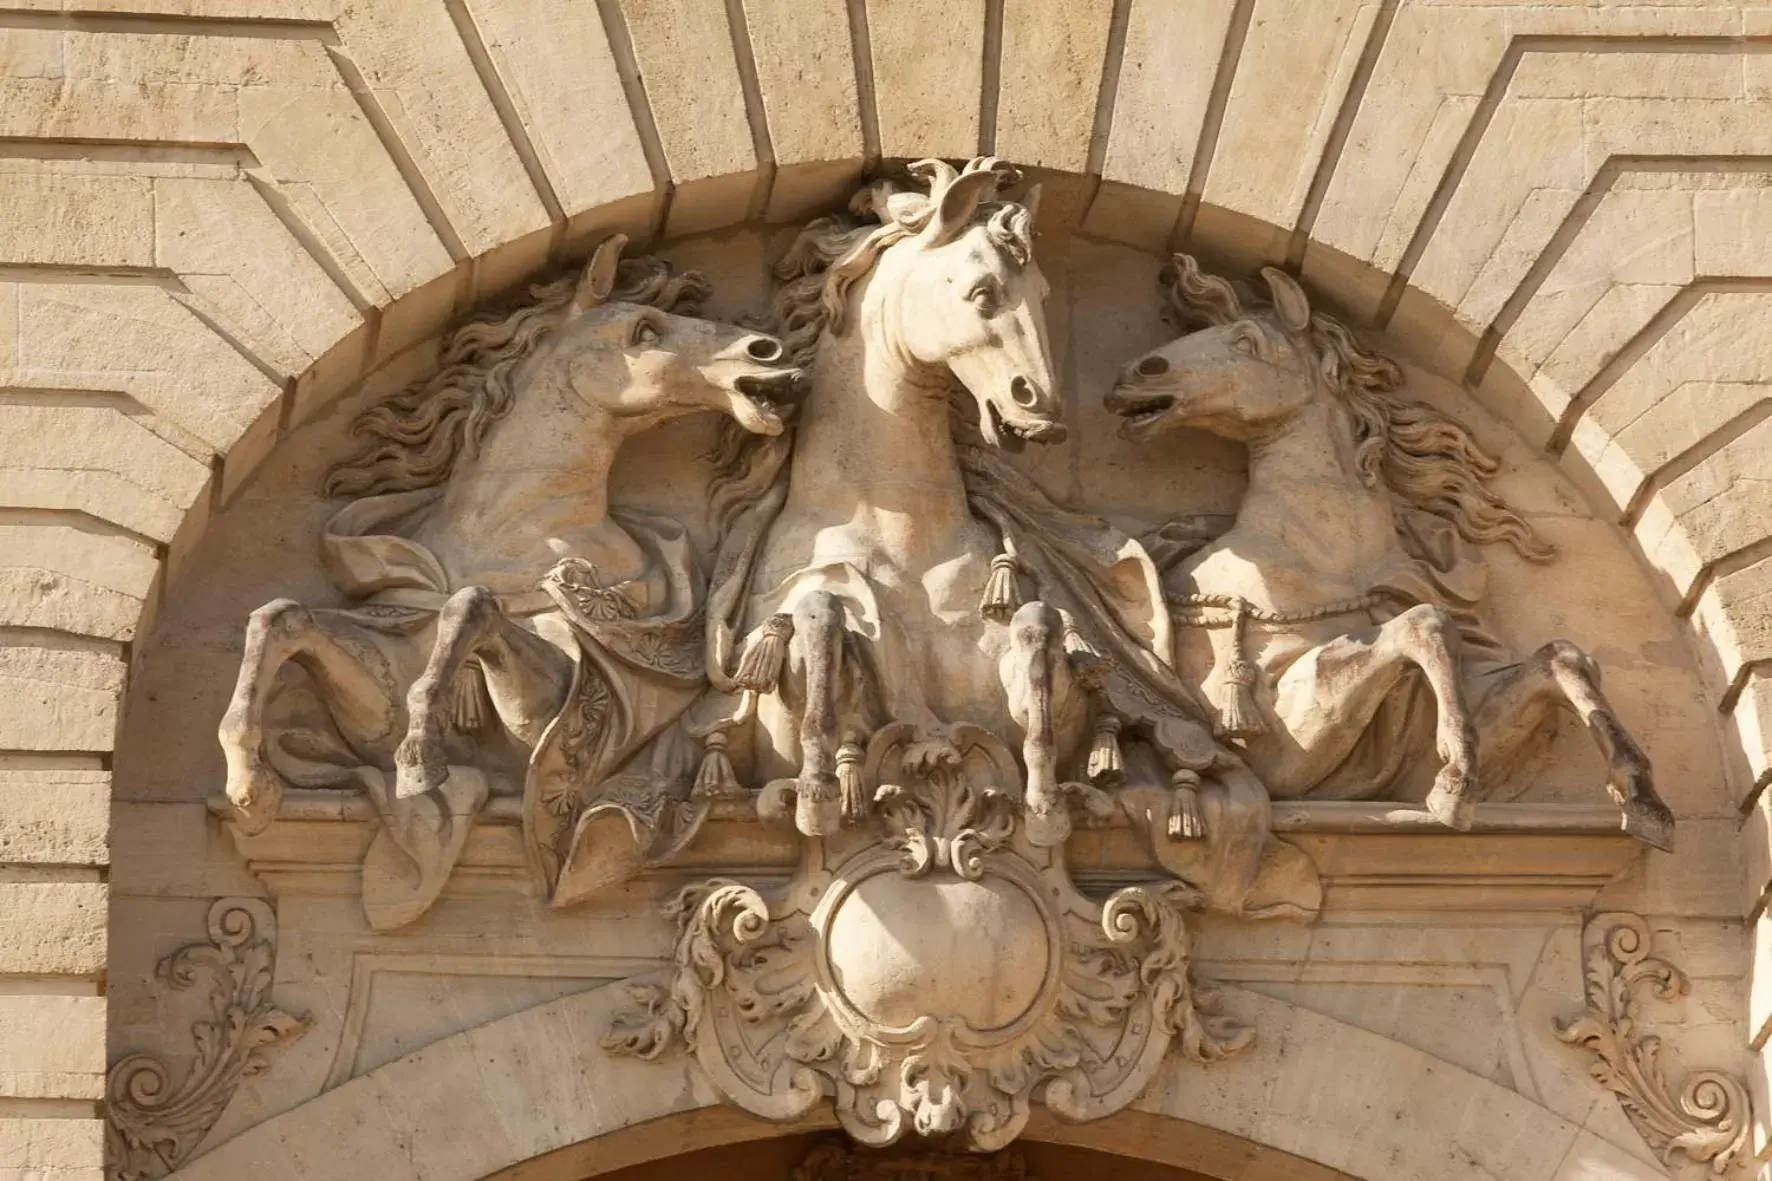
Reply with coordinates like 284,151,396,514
0,770,108,869
0,883,107,979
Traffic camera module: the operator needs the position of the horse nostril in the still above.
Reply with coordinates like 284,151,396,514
1137,355,1169,378
746,336,784,362
1010,375,1040,408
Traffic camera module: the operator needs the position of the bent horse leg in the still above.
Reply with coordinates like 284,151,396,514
1472,640,1672,851
1382,606,1481,830
218,599,399,834
1264,604,1477,828
396,587,573,800
1001,601,1089,848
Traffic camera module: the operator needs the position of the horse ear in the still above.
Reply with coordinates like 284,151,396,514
923,169,997,247
1022,183,1044,225
574,233,627,310
1260,266,1311,332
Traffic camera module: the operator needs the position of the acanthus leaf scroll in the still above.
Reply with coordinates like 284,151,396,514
604,724,1251,1151
1557,913,1751,1174
106,899,308,1181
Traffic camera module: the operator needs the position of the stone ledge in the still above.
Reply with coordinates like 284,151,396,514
211,790,1641,915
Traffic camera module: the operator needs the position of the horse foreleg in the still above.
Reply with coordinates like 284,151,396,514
1472,640,1673,851
396,588,571,800
1002,602,1091,848
1383,606,1482,831
218,599,399,834
1265,605,1477,827
793,590,846,836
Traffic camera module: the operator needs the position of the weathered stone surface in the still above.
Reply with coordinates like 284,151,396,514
866,0,984,160
0,1116,104,1180
0,644,123,753
994,0,1114,173
1200,0,1375,230
0,769,109,868
623,0,756,187
0,883,106,977
468,0,654,219
0,995,105,1100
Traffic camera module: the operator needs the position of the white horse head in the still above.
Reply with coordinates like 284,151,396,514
326,235,804,500
1107,260,1321,444
801,158,1065,451
547,234,804,439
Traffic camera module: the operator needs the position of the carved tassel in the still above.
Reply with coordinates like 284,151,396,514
979,552,1023,621
836,738,868,823
1087,711,1124,786
1169,768,1204,841
733,613,793,693
450,662,487,733
693,729,741,800
1214,600,1267,738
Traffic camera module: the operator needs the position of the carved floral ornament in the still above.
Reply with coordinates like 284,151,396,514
605,724,1248,1149
196,159,1709,1152
105,900,308,1181
1557,913,1752,1174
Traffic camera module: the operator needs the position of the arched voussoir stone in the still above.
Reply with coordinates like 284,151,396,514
161,981,1654,1181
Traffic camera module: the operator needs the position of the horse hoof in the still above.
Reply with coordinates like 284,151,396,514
1425,772,1478,831
795,773,842,837
1622,797,1676,853
224,758,285,836
1024,806,1071,848
392,737,447,800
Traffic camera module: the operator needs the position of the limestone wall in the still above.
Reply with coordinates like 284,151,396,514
2,3,1772,1178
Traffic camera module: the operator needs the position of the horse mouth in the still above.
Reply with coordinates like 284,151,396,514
987,401,1066,451
1111,392,1175,439
733,370,806,432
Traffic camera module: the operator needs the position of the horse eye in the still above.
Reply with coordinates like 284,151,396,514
967,283,1000,316
1231,331,1258,356
630,318,662,346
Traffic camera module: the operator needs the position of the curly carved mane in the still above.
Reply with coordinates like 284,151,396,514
324,257,710,500
1162,256,1555,563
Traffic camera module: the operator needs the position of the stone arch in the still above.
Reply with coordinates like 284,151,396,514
157,980,1657,1181
1,5,1768,1175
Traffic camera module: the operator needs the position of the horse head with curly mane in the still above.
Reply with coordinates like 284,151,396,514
1105,256,1673,853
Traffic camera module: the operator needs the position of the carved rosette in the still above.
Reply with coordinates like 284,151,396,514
105,899,309,1181
1556,912,1751,1174
605,724,1249,1150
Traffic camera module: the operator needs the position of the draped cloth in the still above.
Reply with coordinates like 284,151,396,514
960,447,1320,920
319,493,712,929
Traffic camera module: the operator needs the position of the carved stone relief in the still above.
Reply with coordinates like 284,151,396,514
197,158,1682,1155
1107,257,1674,850
604,724,1249,1149
1556,913,1751,1174
105,899,307,1181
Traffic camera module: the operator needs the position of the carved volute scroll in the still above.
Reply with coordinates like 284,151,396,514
605,725,1250,1150
1556,913,1752,1174
105,899,307,1181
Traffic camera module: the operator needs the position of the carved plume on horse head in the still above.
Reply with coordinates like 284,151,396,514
1160,255,1556,564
